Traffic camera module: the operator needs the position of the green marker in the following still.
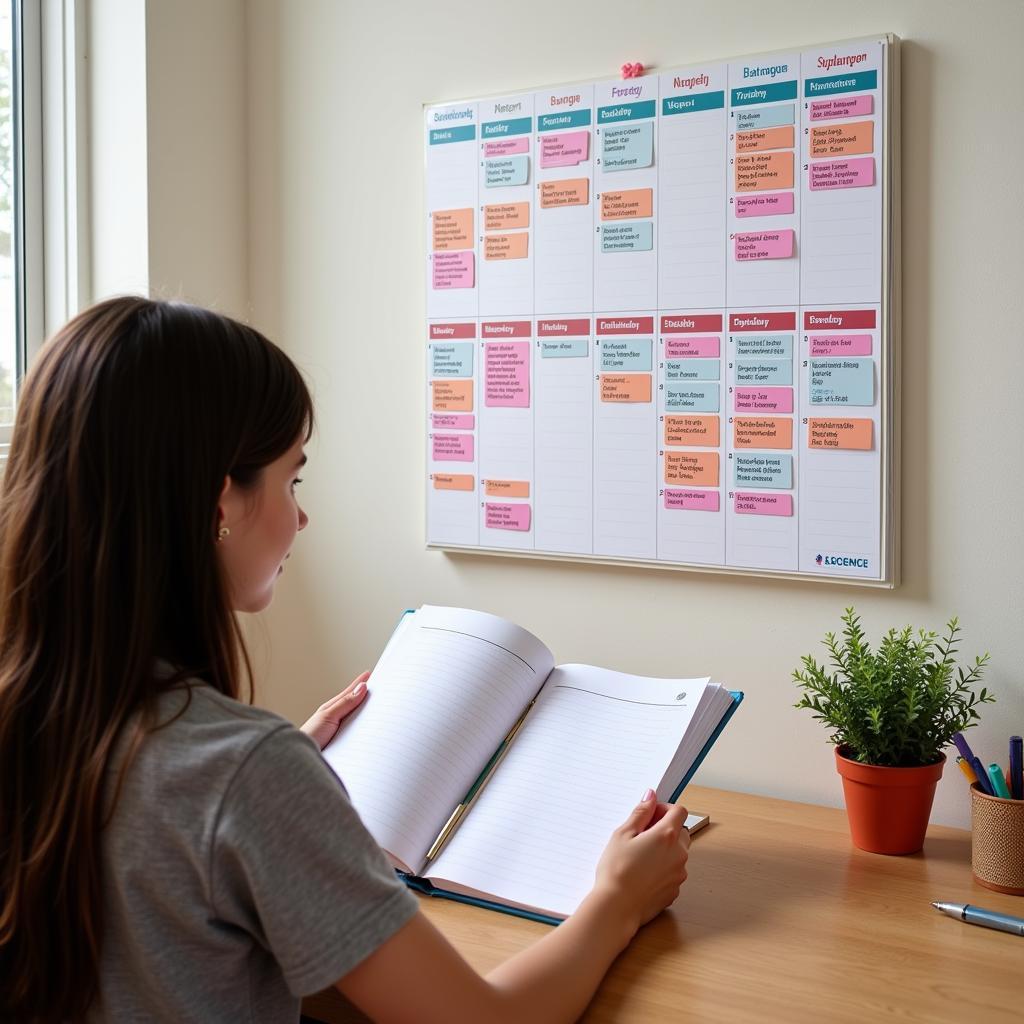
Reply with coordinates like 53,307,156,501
986,763,1012,799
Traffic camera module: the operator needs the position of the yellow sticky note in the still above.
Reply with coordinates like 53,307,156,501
484,233,529,261
484,479,530,498
665,451,719,487
807,418,873,450
664,415,720,447
432,208,473,251
600,374,652,403
733,417,793,450
484,203,530,231
735,125,794,153
810,120,874,158
734,152,794,192
433,474,474,491
601,188,654,221
430,379,473,412
540,178,589,209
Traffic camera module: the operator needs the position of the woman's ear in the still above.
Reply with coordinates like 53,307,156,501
218,474,243,534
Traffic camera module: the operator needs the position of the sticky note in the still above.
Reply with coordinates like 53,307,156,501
809,358,874,405
734,388,793,413
665,335,720,359
432,434,474,462
430,379,473,412
734,104,794,131
735,125,794,153
664,415,720,447
485,342,530,407
484,233,529,261
601,120,654,171
664,488,720,512
483,137,529,157
432,251,475,289
734,452,792,489
431,208,473,251
430,342,473,377
733,334,793,359
600,374,652,403
734,192,795,218
734,229,795,261
665,451,719,487
433,473,474,491
484,203,529,231
541,339,589,358
431,413,475,430
485,502,531,531
540,130,589,167
484,479,530,498
734,151,794,192
540,179,589,209
733,417,793,449
601,221,653,253
810,120,873,158
809,95,873,121
807,418,873,450
485,155,529,188
809,157,874,191
665,382,719,413
734,359,792,386
809,334,872,357
734,492,793,516
665,359,719,381
600,338,652,371
601,188,653,221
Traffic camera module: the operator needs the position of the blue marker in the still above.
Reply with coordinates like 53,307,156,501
1010,736,1023,800
952,731,976,764
970,755,993,795
987,763,1012,800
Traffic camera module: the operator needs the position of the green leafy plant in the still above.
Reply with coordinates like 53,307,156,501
793,608,993,767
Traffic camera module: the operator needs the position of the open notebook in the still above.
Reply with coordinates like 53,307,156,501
322,606,742,923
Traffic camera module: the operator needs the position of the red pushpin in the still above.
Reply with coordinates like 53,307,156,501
620,62,645,79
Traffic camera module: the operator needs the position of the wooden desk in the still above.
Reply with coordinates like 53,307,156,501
304,786,1022,1023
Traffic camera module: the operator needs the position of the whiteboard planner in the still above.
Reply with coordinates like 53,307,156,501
425,36,899,585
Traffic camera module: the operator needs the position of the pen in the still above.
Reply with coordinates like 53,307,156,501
953,732,977,765
986,763,1012,800
970,755,993,795
932,902,1024,936
1010,736,1023,800
956,756,978,784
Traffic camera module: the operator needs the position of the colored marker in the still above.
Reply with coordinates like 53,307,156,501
971,756,993,795
987,763,1012,800
1010,736,1023,800
956,756,978,784
952,731,976,765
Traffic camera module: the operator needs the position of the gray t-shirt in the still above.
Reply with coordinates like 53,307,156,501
88,683,418,1023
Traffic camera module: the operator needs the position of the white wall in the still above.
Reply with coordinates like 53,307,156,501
241,0,1023,829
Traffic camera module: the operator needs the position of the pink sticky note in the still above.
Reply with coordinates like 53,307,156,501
540,130,590,168
432,433,474,462
734,192,795,219
809,334,873,357
432,251,475,289
431,414,476,430
734,229,795,261
484,137,529,157
664,488,720,512
734,492,793,516
485,341,530,407
809,95,873,121
665,335,720,359
485,502,531,531
734,388,793,413
809,157,875,191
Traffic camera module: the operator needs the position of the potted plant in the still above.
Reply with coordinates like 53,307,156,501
794,608,993,855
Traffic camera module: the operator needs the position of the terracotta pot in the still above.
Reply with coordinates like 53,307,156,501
834,747,946,855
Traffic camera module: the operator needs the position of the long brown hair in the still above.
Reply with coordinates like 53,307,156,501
0,297,313,1022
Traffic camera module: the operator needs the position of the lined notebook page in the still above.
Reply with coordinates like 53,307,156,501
428,665,713,919
322,606,553,872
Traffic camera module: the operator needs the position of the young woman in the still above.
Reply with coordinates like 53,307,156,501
0,297,690,1023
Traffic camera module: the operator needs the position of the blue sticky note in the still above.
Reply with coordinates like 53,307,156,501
665,359,719,381
600,338,652,371
733,334,793,359
734,104,795,131
665,382,719,413
809,358,874,405
734,359,792,386
601,221,653,253
541,339,589,358
601,120,654,171
733,453,792,489
485,155,529,187
430,342,474,377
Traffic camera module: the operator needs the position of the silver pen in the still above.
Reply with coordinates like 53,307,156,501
931,901,1024,936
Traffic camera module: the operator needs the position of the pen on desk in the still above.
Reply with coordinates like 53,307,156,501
956,756,978,785
1010,736,1023,800
986,763,1012,800
931,902,1024,936
970,755,993,795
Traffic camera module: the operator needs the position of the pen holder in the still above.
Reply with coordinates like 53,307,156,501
971,783,1024,895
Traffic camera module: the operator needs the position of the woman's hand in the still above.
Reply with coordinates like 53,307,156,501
300,671,370,750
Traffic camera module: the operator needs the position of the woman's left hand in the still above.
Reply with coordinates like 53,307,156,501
300,671,371,750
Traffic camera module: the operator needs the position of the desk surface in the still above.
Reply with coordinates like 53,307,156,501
304,786,1022,1023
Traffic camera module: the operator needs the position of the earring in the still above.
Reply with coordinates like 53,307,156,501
217,526,230,542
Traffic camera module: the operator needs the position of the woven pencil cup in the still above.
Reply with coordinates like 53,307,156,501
971,783,1024,895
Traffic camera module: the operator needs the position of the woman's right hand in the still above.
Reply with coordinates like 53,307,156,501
592,790,690,934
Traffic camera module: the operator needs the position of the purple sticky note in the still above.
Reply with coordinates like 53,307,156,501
809,334,873,357
664,488,720,512
540,130,589,168
485,502,531,531
432,251,475,289
734,229,795,261
809,157,875,191
432,433,474,462
733,387,793,413
431,413,476,430
485,341,530,408
665,335,720,359
734,192,795,219
734,492,793,516
484,137,529,158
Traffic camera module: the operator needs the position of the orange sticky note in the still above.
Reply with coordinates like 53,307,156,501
733,417,793,449
601,188,654,221
540,178,589,209
433,474,474,491
484,233,529,261
807,418,873,450
484,479,530,498
600,374,652,403
735,125,794,153
665,451,719,487
430,379,473,412
484,202,530,231
664,415,720,447
432,208,473,251
734,152,794,192
810,120,874,158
